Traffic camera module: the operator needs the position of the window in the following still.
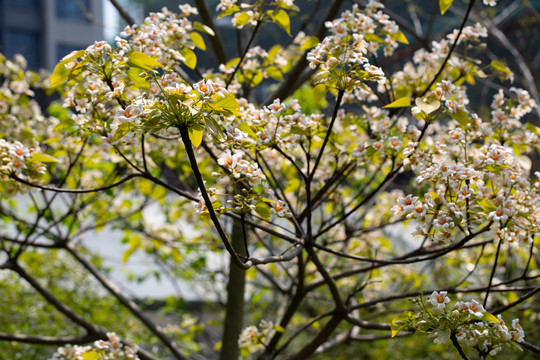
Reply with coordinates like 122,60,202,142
56,0,91,22
2,30,41,69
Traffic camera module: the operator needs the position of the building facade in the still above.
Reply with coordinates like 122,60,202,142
0,0,103,70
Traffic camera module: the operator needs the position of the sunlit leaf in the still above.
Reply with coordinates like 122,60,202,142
490,60,512,74
440,0,454,15
190,32,206,51
299,36,319,50
127,68,150,91
188,128,204,148
313,83,327,103
50,49,84,87
31,153,59,163
271,9,291,35
391,311,415,337
235,12,251,27
267,66,284,81
383,97,411,108
193,21,215,36
180,48,197,69
255,202,271,220
82,351,100,360
127,51,163,71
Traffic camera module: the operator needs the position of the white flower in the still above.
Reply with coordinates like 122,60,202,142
428,291,450,309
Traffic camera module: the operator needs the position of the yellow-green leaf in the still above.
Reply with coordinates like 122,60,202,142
383,97,411,108
127,51,163,71
112,122,136,143
250,71,264,86
313,83,327,103
82,351,100,360
391,311,415,337
271,9,290,35
214,93,242,116
365,33,385,43
268,45,282,59
393,30,409,44
50,49,85,87
127,68,150,91
273,325,286,333
299,36,319,50
482,312,500,323
526,122,540,137
238,122,256,138
188,128,204,148
235,12,251,27
440,0,454,15
451,109,469,126
267,66,284,81
190,32,206,51
180,47,197,69
255,202,271,220
193,21,215,36
31,153,59,163
225,57,241,69
490,60,512,74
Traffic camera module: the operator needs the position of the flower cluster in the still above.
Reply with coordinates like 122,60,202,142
393,292,525,356
51,332,139,360
307,2,394,90
119,6,199,68
218,45,288,90
238,320,275,355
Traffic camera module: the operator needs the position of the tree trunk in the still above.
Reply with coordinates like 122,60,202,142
219,218,247,360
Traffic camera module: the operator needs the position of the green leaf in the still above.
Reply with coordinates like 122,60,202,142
218,5,240,18
82,351,100,360
273,325,286,333
392,30,409,44
365,33,385,43
383,97,411,108
526,122,540,137
299,36,319,50
214,93,242,116
238,122,256,138
31,153,59,163
112,122,137,143
477,199,497,212
271,9,291,35
451,109,469,126
391,311,415,337
313,83,327,103
50,49,84,87
440,0,454,15
193,21,215,36
250,71,264,86
481,312,500,323
267,66,284,81
127,51,163,71
180,48,197,69
190,32,206,51
235,12,251,27
490,60,512,74
268,45,282,59
203,115,224,137
127,68,150,91
224,57,241,69
188,128,204,148
255,202,271,220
